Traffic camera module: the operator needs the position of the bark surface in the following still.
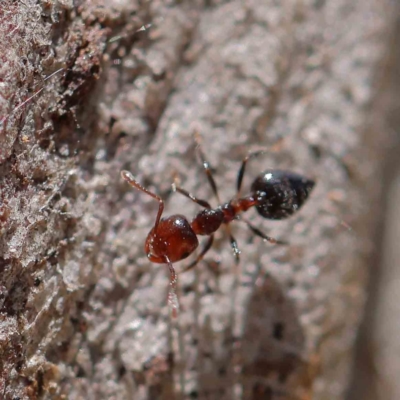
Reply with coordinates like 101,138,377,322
0,1,395,399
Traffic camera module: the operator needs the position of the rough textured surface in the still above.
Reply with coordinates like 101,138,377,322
0,0,394,399
347,14,400,400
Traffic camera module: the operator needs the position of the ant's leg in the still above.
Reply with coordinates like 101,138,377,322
194,131,221,204
225,224,241,263
172,182,211,209
181,235,214,273
241,217,288,245
194,134,243,263
236,140,284,197
236,151,265,197
194,133,242,259
165,256,179,318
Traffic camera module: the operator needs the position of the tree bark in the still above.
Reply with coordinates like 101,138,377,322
347,14,400,400
0,1,395,399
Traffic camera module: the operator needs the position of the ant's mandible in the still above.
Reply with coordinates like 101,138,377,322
121,133,315,316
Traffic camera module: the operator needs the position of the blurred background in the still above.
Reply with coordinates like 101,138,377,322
348,15,400,400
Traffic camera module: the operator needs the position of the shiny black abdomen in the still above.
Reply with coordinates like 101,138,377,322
251,170,315,220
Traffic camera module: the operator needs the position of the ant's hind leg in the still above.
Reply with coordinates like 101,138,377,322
236,151,265,197
236,140,284,197
241,217,288,245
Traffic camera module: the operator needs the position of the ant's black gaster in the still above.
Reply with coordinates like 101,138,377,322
251,170,315,220
121,134,315,316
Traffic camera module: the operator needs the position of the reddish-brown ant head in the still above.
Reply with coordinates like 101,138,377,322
251,170,315,220
145,215,199,263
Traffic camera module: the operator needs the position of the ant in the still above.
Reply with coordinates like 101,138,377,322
121,133,315,317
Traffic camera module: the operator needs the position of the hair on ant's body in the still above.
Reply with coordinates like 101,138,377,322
122,134,315,317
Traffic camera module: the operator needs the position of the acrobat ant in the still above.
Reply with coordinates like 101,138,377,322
121,134,315,317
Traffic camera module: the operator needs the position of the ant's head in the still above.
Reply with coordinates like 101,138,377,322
145,215,199,264
251,170,315,220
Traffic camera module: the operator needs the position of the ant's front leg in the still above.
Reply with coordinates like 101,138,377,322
181,235,214,273
165,256,179,318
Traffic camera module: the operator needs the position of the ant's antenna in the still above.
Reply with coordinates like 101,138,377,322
121,170,165,232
